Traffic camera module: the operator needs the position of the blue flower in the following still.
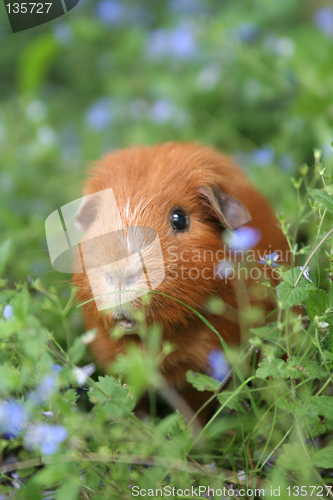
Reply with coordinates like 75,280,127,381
261,454,275,471
28,366,60,404
53,24,73,46
232,22,259,43
145,29,170,60
0,400,28,438
150,99,176,124
251,145,275,166
314,7,333,37
52,364,62,373
29,375,57,404
306,437,319,449
225,226,261,251
300,266,312,283
208,350,229,382
168,0,206,15
85,98,113,131
257,252,279,268
96,0,125,25
25,424,68,455
3,304,14,320
278,154,294,171
169,24,196,59
145,24,197,61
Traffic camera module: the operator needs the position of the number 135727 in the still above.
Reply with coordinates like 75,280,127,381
6,3,52,13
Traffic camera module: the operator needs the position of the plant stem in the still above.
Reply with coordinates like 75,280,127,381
295,228,333,287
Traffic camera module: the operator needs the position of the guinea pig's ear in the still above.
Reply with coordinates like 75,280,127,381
198,186,251,230
75,195,98,233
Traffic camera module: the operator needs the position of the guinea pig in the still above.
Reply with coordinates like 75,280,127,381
73,142,289,413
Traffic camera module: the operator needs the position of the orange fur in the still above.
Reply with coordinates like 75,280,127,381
73,142,289,409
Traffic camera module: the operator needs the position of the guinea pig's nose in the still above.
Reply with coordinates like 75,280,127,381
125,269,143,287
104,267,143,289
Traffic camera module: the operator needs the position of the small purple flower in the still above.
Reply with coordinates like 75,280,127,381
3,304,14,320
96,0,125,25
85,98,113,131
53,24,73,45
0,400,28,438
208,350,229,381
261,454,275,471
28,374,58,405
43,411,54,421
306,437,319,449
232,22,259,43
52,364,62,373
314,7,333,37
11,472,21,489
257,252,279,268
300,266,312,283
25,424,67,455
145,29,170,60
145,24,197,61
251,145,275,166
279,154,294,171
28,365,61,405
225,226,261,251
168,0,206,15
150,98,176,124
169,24,196,59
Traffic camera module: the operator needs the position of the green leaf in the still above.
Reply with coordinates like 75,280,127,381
111,344,163,396
277,281,309,308
308,189,333,214
276,395,304,415
217,391,247,412
186,371,221,392
18,34,59,94
292,357,327,380
13,283,30,321
281,268,317,287
0,239,11,276
306,396,333,419
256,358,299,379
67,337,87,364
88,375,135,418
0,364,21,392
305,289,328,320
55,477,81,500
276,443,308,470
311,446,333,469
249,324,278,340
309,417,333,438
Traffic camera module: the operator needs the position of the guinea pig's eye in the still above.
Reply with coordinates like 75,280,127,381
170,209,189,231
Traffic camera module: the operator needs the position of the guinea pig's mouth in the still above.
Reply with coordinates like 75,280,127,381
117,317,137,330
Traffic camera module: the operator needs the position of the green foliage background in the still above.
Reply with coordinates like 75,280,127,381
1,0,333,498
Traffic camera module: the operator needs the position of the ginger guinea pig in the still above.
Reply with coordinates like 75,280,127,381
73,142,289,403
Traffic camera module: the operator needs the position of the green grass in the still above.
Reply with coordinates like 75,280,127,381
1,0,333,497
